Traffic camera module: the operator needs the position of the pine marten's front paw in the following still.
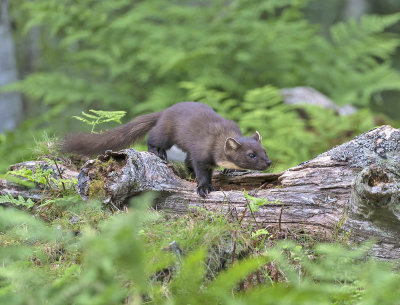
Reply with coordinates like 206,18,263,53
196,184,215,198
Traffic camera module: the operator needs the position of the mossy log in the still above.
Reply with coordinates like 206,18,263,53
1,125,400,259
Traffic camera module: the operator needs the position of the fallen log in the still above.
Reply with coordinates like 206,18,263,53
77,125,400,259
1,125,400,259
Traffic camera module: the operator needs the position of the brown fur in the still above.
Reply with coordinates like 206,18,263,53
62,102,271,197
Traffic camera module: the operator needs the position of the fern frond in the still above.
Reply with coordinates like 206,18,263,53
0,194,35,208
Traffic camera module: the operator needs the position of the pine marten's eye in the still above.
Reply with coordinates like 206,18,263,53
248,153,256,159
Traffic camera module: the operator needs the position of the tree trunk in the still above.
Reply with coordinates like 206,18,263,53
2,125,400,259
0,0,23,132
343,0,368,20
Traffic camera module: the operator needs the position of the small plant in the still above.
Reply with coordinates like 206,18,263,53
8,165,53,186
7,162,77,198
244,190,282,212
251,228,271,250
73,109,127,133
0,194,35,208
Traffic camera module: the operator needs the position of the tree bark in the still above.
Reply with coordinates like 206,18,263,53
1,125,400,259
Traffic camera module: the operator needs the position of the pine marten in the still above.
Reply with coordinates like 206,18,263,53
63,102,271,197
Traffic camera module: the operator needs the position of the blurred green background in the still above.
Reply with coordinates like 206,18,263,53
1,0,399,172
1,2,400,304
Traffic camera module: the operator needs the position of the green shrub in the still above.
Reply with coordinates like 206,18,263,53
7,0,399,114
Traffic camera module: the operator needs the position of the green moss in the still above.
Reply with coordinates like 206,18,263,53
94,157,115,171
87,157,119,200
88,179,105,200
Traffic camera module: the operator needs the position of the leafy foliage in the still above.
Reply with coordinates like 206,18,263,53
1,0,398,171
0,194,35,208
0,124,38,173
7,0,400,113
244,189,282,212
73,110,127,133
7,163,77,196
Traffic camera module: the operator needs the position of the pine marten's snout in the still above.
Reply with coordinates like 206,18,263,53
264,158,272,170
251,151,271,171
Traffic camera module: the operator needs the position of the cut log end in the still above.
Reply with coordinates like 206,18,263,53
351,165,400,219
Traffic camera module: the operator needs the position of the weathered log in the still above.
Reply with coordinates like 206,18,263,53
76,125,400,259
1,125,400,259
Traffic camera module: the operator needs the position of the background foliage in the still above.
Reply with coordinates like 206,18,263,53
1,1,400,303
1,0,400,171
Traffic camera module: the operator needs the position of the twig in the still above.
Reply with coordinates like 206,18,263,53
238,205,248,225
52,158,66,193
109,201,120,212
232,205,248,265
224,191,237,221
43,174,56,196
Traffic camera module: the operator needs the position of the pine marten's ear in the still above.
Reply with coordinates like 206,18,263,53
224,137,242,153
251,131,262,143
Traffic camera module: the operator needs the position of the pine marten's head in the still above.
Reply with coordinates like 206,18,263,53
221,131,271,171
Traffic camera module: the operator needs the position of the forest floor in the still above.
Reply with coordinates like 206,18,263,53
1,150,400,304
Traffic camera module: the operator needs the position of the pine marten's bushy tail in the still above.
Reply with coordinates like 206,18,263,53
62,112,160,156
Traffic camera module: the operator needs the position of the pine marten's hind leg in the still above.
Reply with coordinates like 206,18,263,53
184,154,195,176
147,129,171,160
